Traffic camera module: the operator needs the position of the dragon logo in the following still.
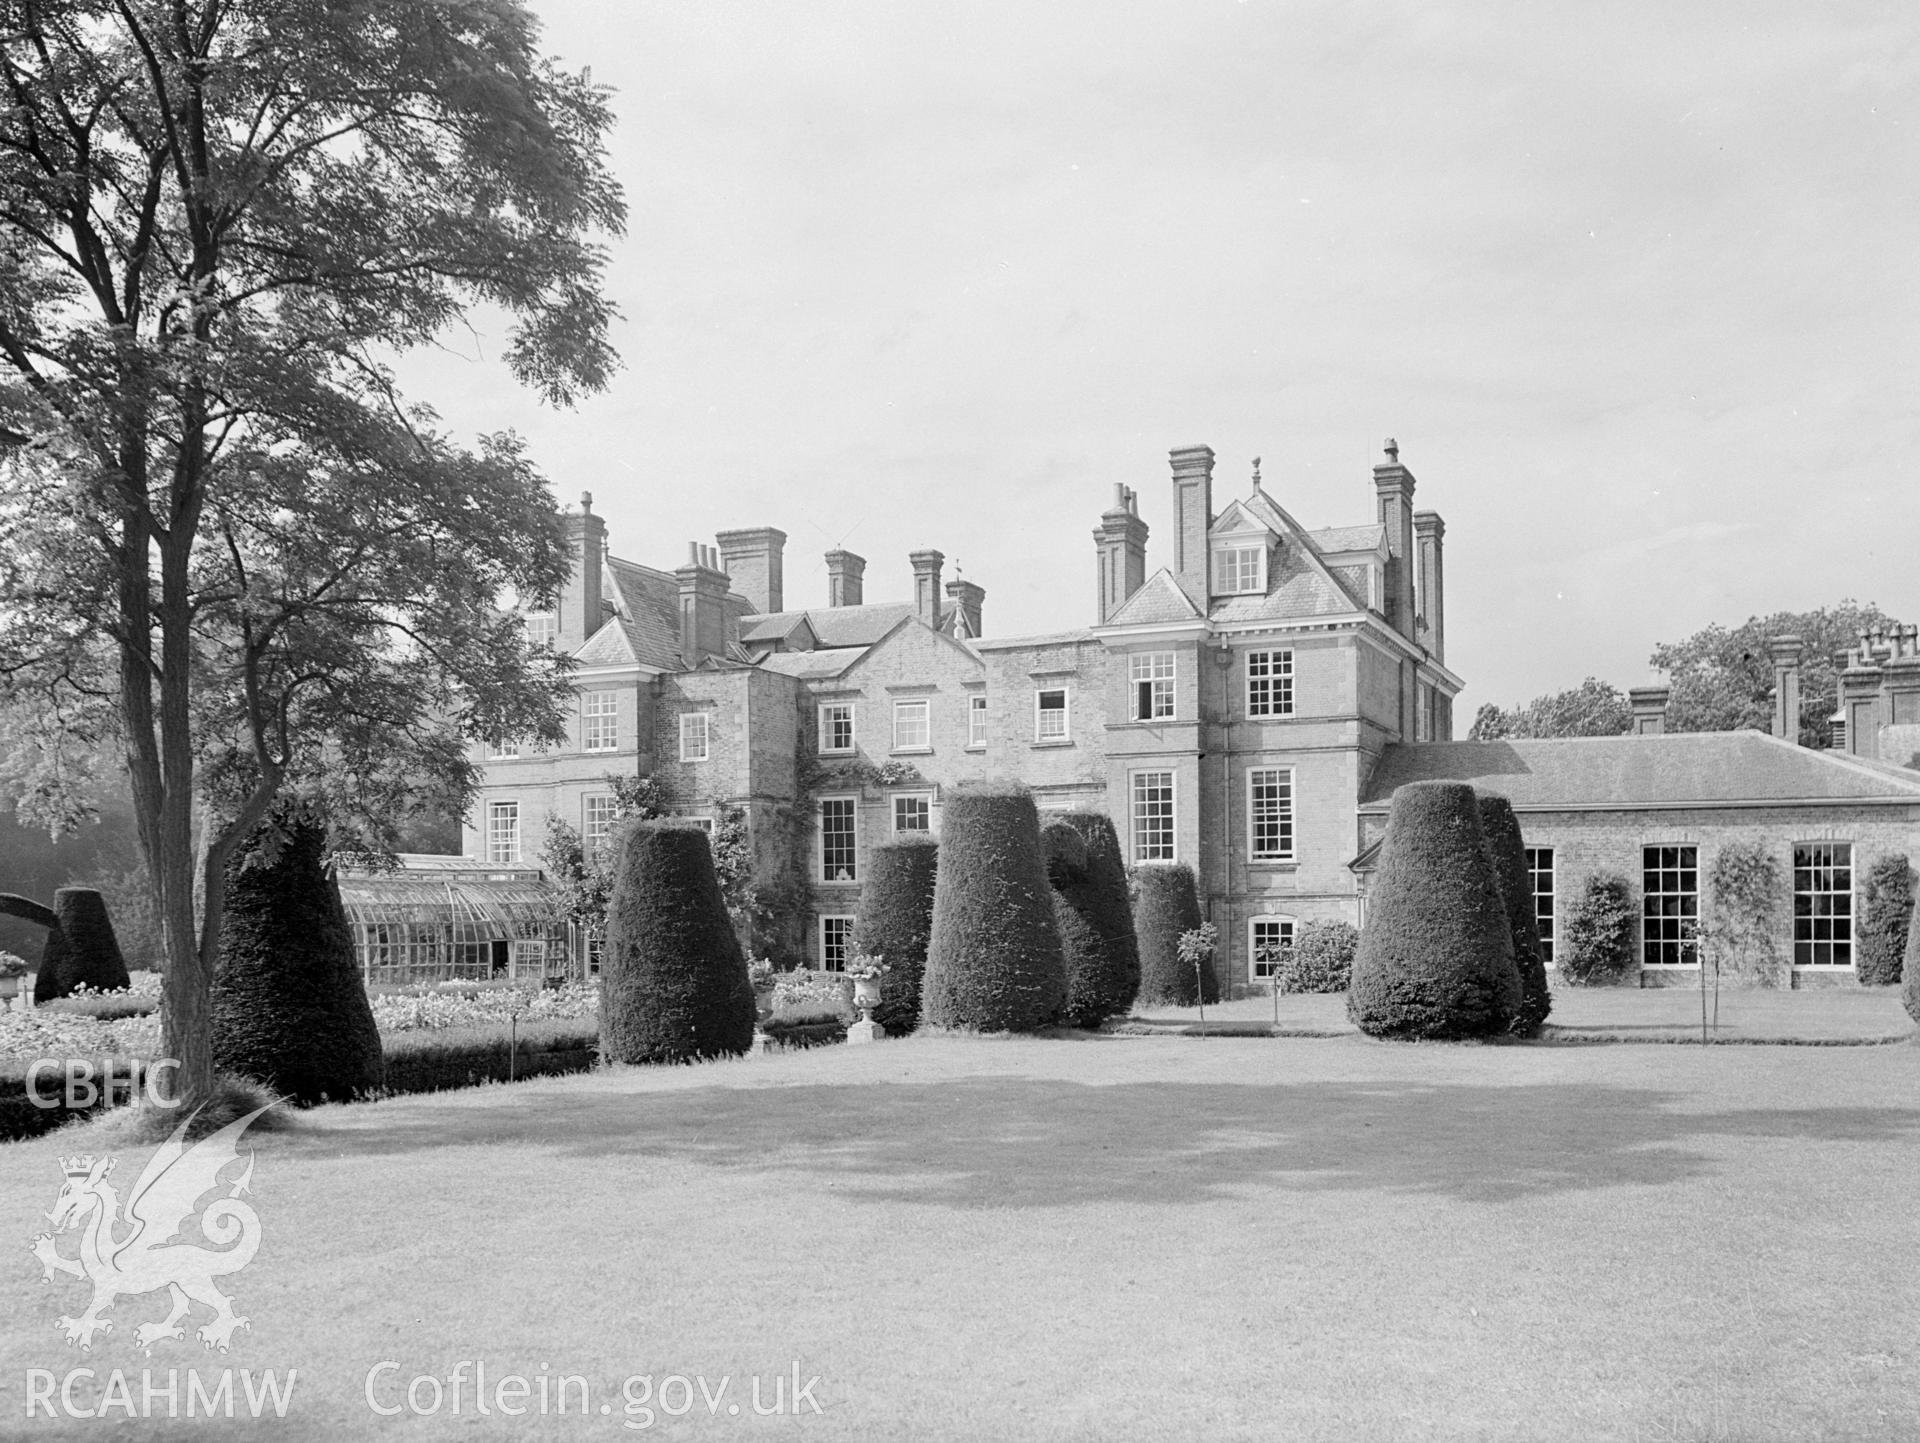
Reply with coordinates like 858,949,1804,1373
28,1105,271,1354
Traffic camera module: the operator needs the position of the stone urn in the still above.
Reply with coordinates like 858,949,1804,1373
852,974,882,1011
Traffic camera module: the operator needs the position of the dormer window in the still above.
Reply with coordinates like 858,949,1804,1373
1214,543,1265,595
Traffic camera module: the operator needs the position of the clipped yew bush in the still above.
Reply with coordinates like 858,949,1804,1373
1476,792,1552,1036
1133,862,1217,1006
1271,920,1360,994
211,816,383,1104
1348,781,1519,1039
1043,816,1139,1027
921,780,1066,1032
30,888,132,1003
602,820,756,1063
1560,872,1638,986
1859,853,1912,987
853,833,939,1035
1904,905,1920,1024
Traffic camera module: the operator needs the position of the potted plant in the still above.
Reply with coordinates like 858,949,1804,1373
845,952,887,1011
0,951,27,1006
748,958,777,1021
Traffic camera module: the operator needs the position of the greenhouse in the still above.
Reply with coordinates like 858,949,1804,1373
334,856,584,986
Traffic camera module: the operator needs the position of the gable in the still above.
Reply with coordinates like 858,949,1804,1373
1103,569,1205,627
834,615,986,687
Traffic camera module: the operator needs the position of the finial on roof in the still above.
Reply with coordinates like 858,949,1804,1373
581,490,593,514
1383,438,1399,464
1251,456,1262,490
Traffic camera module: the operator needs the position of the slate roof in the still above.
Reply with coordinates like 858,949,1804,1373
756,649,861,680
739,602,923,650
1308,523,1386,554
973,629,1099,652
1359,732,1920,812
1103,570,1205,627
738,612,819,648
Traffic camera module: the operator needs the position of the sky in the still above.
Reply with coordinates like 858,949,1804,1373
396,0,1920,718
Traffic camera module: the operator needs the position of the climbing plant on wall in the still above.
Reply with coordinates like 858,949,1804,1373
1705,842,1786,987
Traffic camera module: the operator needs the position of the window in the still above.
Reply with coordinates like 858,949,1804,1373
679,712,710,763
1247,768,1295,860
1036,688,1069,742
511,939,549,978
1250,916,1296,980
486,738,520,760
893,698,931,751
586,933,604,977
819,797,857,882
893,794,931,833
583,794,617,856
677,815,715,837
523,611,557,649
582,691,618,752
1215,545,1264,595
1247,650,1294,718
1130,652,1176,721
1793,843,1853,968
1642,845,1698,966
819,703,856,754
820,915,857,973
968,694,988,747
486,801,520,864
1524,846,1555,967
1131,771,1175,861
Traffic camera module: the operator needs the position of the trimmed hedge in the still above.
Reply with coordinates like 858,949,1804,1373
1859,854,1911,987
212,819,384,1105
380,1019,598,1096
1271,920,1359,995
0,1057,150,1141
601,820,756,1063
42,991,158,1021
1347,781,1519,1039
1903,902,1920,1025
1048,812,1141,1022
32,888,132,1004
1561,871,1638,986
853,833,938,1035
760,1015,847,1049
921,780,1066,1032
1477,792,1552,1036
1133,863,1216,1006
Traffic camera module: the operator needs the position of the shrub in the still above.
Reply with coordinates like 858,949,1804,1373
1476,793,1552,1035
601,820,756,1064
42,992,157,1022
853,833,939,1035
380,1019,598,1096
1133,863,1217,1006
771,968,853,1017
1905,905,1920,1025
1859,854,1912,987
921,780,1066,1032
1271,920,1360,994
1347,781,1519,1039
761,1013,847,1049
1560,871,1638,986
1043,816,1141,1027
211,816,384,1105
32,888,132,1003
1705,841,1785,987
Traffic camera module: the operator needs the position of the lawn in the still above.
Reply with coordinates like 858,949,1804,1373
4,1029,1919,1441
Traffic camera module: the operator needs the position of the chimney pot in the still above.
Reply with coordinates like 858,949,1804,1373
1629,685,1670,736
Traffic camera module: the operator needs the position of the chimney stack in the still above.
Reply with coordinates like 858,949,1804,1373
825,549,866,608
945,576,985,639
1169,445,1214,607
1766,634,1805,743
910,549,945,629
1881,625,1920,730
714,527,786,615
1094,483,1150,623
1413,510,1446,663
1840,655,1884,757
1373,439,1417,640
1629,685,1670,736
676,542,731,667
558,491,607,649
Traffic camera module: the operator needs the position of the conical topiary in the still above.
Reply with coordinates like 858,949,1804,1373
853,833,939,1035
1133,862,1216,1006
1044,816,1139,1026
1903,896,1920,1025
1054,811,1141,1018
211,817,383,1104
1348,781,1520,1039
921,780,1066,1032
1476,792,1551,1036
602,820,756,1063
30,888,132,1003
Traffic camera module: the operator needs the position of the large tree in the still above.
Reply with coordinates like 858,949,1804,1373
0,0,623,1107
1468,678,1630,741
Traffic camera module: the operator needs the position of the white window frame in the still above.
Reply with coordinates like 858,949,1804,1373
819,702,857,755
1247,767,1295,861
1524,846,1555,967
1035,687,1070,742
523,611,557,649
583,794,617,856
1131,770,1176,862
581,691,619,753
1641,844,1699,968
967,694,988,748
818,795,858,883
820,915,857,973
1130,651,1176,721
679,711,710,763
1247,649,1294,718
1792,842,1854,969
1249,915,1296,981
1214,544,1265,596
486,738,520,760
892,792,932,833
486,800,521,864
892,698,931,751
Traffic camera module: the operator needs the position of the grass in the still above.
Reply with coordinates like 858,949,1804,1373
4,1029,1919,1440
